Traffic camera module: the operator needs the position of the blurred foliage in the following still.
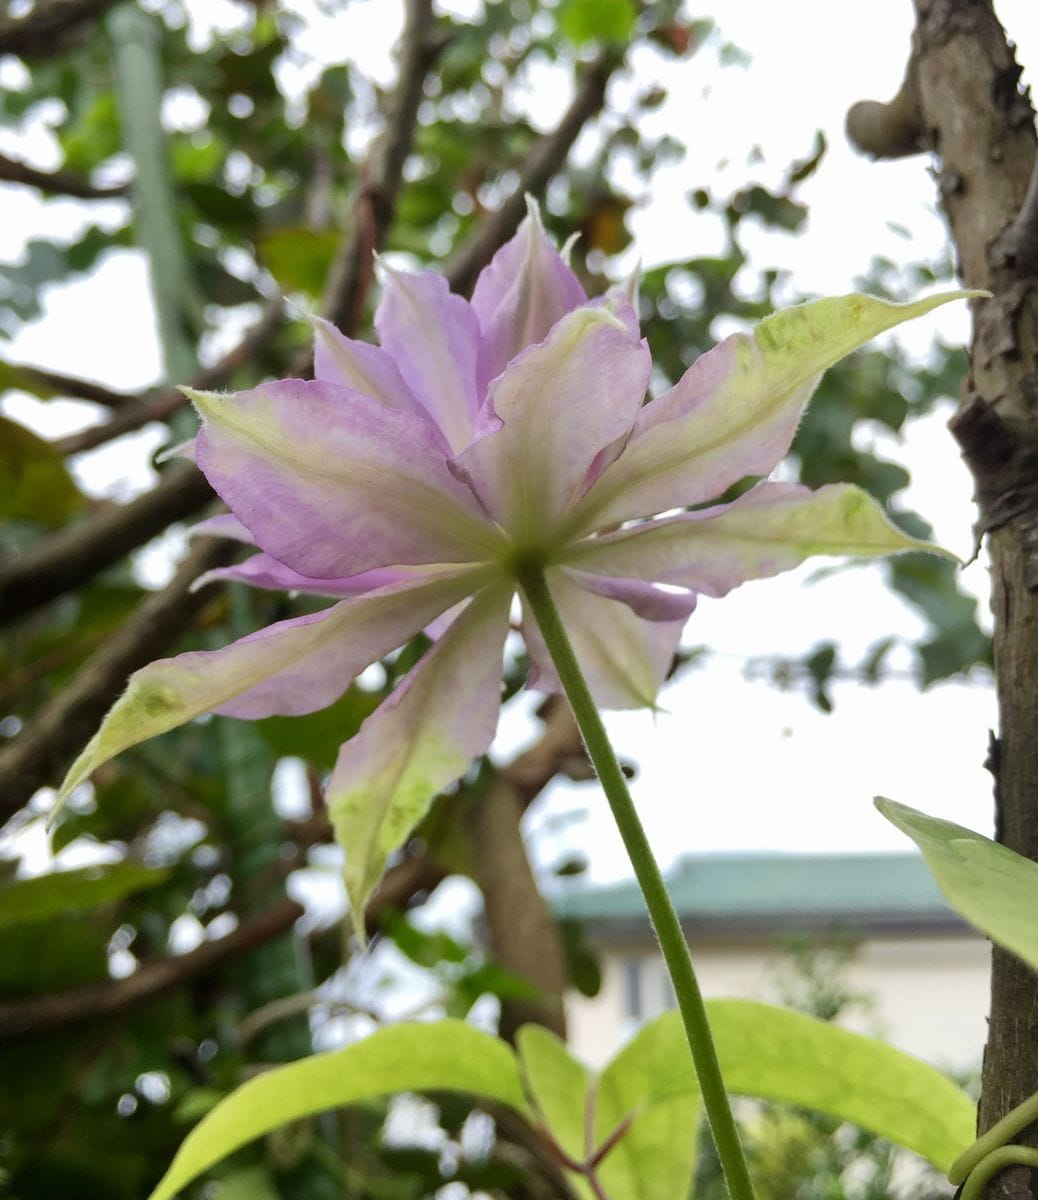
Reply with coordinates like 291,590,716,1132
0,0,989,1196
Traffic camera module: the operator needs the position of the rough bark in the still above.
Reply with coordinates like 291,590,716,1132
875,3,1038,1195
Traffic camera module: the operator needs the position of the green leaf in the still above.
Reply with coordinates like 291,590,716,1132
146,1021,531,1200
255,685,379,771
558,0,636,45
517,1025,590,1163
877,797,1038,974
598,1001,974,1175
0,861,169,928
711,999,975,1171
0,414,86,526
596,1016,702,1200
257,228,340,297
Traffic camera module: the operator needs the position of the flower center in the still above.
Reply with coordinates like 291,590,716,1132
504,544,551,585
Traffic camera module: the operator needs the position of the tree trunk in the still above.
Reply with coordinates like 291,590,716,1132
908,3,1038,1195
849,3,1038,1194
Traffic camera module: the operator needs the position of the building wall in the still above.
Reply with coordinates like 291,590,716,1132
564,931,991,1072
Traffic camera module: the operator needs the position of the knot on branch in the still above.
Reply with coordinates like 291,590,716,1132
846,43,926,161
846,97,927,160
950,392,1038,589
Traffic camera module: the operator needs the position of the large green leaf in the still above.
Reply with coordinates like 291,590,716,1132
599,1000,974,1175
146,1021,531,1200
877,797,1038,972
714,999,974,1172
596,1015,702,1200
0,861,169,929
517,1024,591,1164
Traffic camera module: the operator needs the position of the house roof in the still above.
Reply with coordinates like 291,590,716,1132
552,851,972,939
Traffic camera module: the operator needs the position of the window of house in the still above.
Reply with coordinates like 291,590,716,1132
661,963,676,1010
623,957,643,1021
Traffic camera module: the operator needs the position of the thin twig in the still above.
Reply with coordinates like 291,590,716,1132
4,363,136,410
0,151,129,198
319,0,440,334
0,461,213,626
0,898,304,1039
0,704,581,1038
54,298,286,457
0,536,237,819
1,5,438,626
445,48,621,296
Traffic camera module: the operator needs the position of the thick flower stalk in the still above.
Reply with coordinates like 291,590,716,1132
57,202,964,929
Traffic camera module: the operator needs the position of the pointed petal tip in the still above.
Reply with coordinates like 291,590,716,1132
523,192,543,226
155,437,196,464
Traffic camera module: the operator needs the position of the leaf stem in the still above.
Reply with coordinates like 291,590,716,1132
518,566,757,1200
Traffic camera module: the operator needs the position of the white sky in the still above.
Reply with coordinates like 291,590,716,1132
2,0,1035,899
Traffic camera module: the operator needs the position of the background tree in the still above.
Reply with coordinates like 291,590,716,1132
0,0,1024,1197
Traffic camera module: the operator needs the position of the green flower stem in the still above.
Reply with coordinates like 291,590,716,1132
518,566,757,1200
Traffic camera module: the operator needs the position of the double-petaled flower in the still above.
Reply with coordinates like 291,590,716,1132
57,203,963,923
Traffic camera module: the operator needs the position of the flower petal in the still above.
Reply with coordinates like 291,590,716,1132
452,303,650,543
54,568,486,813
311,316,428,423
522,568,684,710
189,379,503,577
566,291,977,533
190,512,255,543
196,552,411,598
566,571,698,622
471,197,588,394
374,267,481,453
326,583,513,932
565,481,948,597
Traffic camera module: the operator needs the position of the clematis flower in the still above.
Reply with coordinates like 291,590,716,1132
56,202,965,926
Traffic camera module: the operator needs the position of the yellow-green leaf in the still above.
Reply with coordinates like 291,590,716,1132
877,797,1038,974
147,1021,530,1200
0,414,85,527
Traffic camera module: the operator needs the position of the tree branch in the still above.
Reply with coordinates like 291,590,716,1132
4,363,136,410
53,299,286,457
468,778,569,1041
3,5,613,628
883,5,1038,1195
0,151,129,199
0,703,582,1047
446,49,621,297
0,0,121,58
320,0,441,334
0,897,304,1040
0,536,238,819
0,461,212,627
2,3,436,627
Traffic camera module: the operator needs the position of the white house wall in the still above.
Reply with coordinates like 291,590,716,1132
565,933,990,1072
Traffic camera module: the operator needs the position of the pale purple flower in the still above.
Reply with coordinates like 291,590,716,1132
57,201,964,920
